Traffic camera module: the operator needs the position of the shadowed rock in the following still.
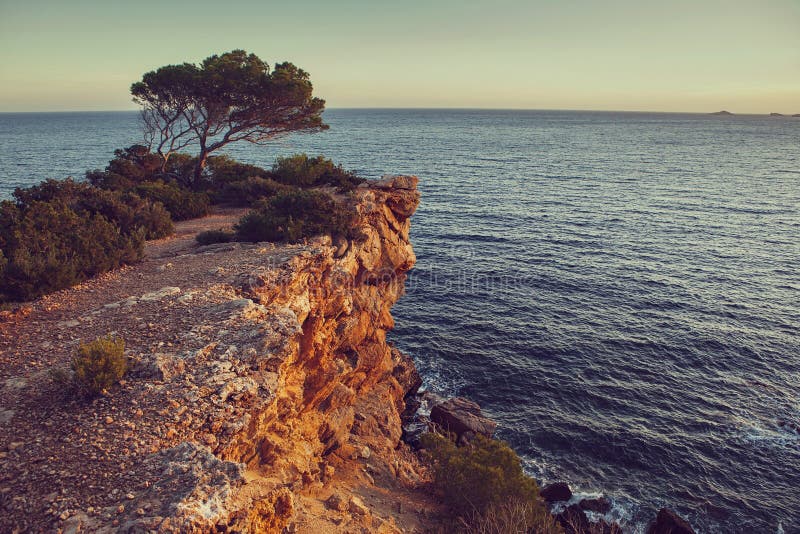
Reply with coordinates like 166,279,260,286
429,397,497,438
647,508,695,534
540,481,572,503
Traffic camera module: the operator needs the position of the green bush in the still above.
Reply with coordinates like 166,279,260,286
272,154,363,191
215,176,288,206
134,181,210,220
206,155,271,184
420,432,559,532
0,179,171,303
71,335,127,397
196,229,235,246
88,145,196,190
235,189,354,243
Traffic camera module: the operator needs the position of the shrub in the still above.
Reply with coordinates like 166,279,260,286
0,179,171,303
88,145,196,190
235,189,354,243
272,154,363,191
196,229,235,246
206,155,271,184
420,432,559,532
134,181,210,220
71,335,127,397
214,176,288,206
460,500,564,534
0,200,145,302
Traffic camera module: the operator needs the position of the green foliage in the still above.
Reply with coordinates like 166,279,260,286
132,50,328,182
0,179,171,303
206,155,271,184
235,189,354,243
71,335,127,397
272,154,363,191
215,176,288,206
87,145,192,189
196,229,235,246
420,432,555,528
134,181,210,220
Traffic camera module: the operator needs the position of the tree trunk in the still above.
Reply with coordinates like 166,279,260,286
159,151,169,175
193,150,208,189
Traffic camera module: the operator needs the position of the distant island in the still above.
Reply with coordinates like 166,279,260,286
711,111,800,117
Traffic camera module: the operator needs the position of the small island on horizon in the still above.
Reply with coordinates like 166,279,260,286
710,110,733,115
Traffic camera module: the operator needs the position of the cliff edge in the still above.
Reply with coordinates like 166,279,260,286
0,177,439,532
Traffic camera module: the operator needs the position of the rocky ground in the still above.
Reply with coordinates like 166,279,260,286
0,178,445,533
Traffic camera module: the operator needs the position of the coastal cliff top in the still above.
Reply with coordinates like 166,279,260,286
0,177,438,533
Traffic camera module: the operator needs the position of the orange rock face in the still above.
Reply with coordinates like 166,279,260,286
0,177,434,533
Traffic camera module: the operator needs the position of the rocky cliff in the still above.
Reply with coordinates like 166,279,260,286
0,177,439,533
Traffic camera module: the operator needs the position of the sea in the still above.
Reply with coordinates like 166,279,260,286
1,109,798,533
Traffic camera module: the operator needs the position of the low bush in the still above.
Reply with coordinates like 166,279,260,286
235,189,354,243
88,145,195,190
0,179,171,302
272,154,363,191
71,335,127,397
206,155,271,185
420,432,560,532
196,229,235,246
214,176,288,206
134,181,210,220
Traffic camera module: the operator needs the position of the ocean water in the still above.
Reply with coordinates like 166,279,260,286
1,110,798,532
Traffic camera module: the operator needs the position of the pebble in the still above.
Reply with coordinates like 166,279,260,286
105,417,114,425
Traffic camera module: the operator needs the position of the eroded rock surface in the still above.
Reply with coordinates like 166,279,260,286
0,177,438,532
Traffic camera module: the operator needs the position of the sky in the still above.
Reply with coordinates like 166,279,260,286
0,0,798,113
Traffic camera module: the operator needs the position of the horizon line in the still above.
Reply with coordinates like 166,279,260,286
0,107,798,116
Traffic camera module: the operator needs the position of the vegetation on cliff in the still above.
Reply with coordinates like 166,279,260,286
70,334,128,397
421,432,563,533
0,179,172,302
0,146,363,303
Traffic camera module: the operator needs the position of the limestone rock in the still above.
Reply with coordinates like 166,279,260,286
117,442,245,532
349,495,369,516
429,397,497,438
326,493,349,512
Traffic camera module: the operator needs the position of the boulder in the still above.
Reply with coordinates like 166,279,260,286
540,482,572,503
429,397,496,438
578,496,611,514
647,508,695,534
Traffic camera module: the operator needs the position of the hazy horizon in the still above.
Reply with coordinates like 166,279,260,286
1,0,798,114
0,107,797,115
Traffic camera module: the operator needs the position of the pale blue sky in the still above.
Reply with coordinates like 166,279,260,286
1,0,798,113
